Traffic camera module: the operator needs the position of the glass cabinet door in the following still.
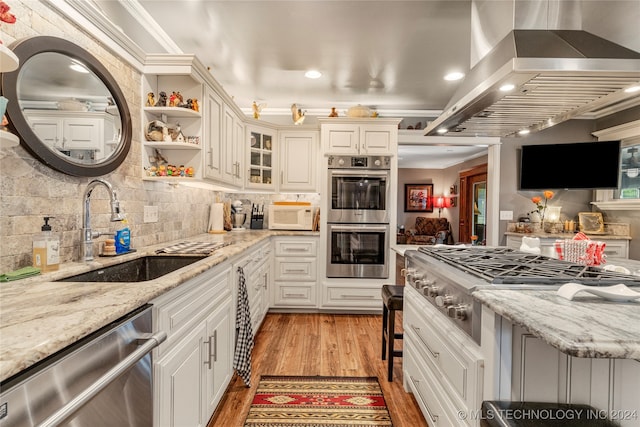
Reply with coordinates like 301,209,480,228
619,143,640,200
248,130,273,187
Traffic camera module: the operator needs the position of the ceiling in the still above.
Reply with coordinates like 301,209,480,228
92,0,472,120
90,0,483,167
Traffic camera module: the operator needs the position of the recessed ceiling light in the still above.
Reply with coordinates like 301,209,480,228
444,72,465,81
437,128,448,134
518,129,530,135
625,85,640,93
304,70,322,79
500,83,515,92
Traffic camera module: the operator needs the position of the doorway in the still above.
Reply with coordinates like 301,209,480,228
458,164,487,244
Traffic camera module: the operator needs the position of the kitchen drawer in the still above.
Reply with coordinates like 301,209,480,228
272,282,316,307
405,339,461,427
153,264,231,357
322,285,381,308
274,239,317,257
274,257,317,281
404,286,484,418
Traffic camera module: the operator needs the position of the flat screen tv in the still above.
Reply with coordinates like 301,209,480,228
519,140,621,190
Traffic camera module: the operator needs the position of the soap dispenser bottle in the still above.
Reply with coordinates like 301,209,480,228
33,216,60,272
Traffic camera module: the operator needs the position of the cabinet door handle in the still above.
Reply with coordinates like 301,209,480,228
204,330,217,369
284,269,307,273
281,170,284,184
284,293,306,298
410,325,439,359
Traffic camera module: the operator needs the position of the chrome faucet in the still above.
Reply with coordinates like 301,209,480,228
82,179,125,261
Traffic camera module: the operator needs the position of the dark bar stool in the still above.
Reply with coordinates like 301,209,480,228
381,284,404,381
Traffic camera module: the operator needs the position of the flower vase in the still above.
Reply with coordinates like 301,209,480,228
529,211,541,223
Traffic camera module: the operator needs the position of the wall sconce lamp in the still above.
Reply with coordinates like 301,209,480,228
433,196,451,217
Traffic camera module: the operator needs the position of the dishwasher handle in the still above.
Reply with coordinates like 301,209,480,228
37,331,167,427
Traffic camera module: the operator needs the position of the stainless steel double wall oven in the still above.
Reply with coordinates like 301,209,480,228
326,155,391,278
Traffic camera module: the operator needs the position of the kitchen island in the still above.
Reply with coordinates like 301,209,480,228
0,230,317,383
473,288,640,427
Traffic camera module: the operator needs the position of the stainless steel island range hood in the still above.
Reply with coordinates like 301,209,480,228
425,2,640,138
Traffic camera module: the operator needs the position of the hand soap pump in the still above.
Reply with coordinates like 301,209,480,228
33,216,60,272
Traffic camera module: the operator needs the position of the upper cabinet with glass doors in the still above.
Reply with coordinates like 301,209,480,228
245,124,276,190
620,143,640,200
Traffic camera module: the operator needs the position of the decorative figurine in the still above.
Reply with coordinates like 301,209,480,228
179,165,186,176
291,104,305,125
191,98,199,112
155,91,167,107
185,99,193,110
146,92,155,107
186,166,194,177
169,91,178,107
329,107,338,117
175,91,184,107
252,101,266,119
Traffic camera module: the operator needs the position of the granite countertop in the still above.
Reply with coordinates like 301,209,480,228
0,230,318,382
391,244,422,256
473,289,640,359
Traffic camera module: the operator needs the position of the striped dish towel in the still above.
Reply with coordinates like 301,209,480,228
233,266,254,387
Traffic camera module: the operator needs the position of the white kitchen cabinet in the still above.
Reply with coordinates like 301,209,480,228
279,130,319,192
204,299,233,421
152,263,233,427
221,104,244,186
203,86,223,181
246,123,276,190
403,285,485,427
318,118,399,155
505,234,629,259
155,321,208,427
141,65,203,181
235,241,272,333
272,237,318,308
509,325,640,427
25,111,104,154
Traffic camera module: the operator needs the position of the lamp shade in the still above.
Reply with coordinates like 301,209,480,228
433,196,448,209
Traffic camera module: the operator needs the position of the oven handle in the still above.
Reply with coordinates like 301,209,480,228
37,331,167,427
329,225,388,232
329,170,389,178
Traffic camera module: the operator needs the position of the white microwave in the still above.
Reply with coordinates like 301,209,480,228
268,205,315,230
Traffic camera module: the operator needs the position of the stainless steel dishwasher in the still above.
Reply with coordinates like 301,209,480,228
0,305,166,427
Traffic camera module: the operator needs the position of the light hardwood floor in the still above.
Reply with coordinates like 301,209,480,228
207,312,428,427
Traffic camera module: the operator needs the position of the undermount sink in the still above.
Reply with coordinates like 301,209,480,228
58,255,207,283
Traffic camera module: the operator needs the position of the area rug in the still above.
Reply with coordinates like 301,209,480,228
243,375,393,426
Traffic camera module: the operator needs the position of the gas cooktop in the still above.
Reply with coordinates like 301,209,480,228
417,246,640,287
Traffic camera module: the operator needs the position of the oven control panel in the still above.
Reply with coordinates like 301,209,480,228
327,155,390,169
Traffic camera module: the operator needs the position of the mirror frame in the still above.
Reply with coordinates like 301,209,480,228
1,36,132,177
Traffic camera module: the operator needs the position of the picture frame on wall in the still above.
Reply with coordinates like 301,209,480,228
405,183,433,212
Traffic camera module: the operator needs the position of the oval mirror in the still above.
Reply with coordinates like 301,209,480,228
1,36,132,177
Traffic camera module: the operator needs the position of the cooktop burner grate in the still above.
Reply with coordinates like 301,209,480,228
417,246,640,286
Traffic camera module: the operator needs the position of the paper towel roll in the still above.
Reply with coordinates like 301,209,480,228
208,203,225,233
